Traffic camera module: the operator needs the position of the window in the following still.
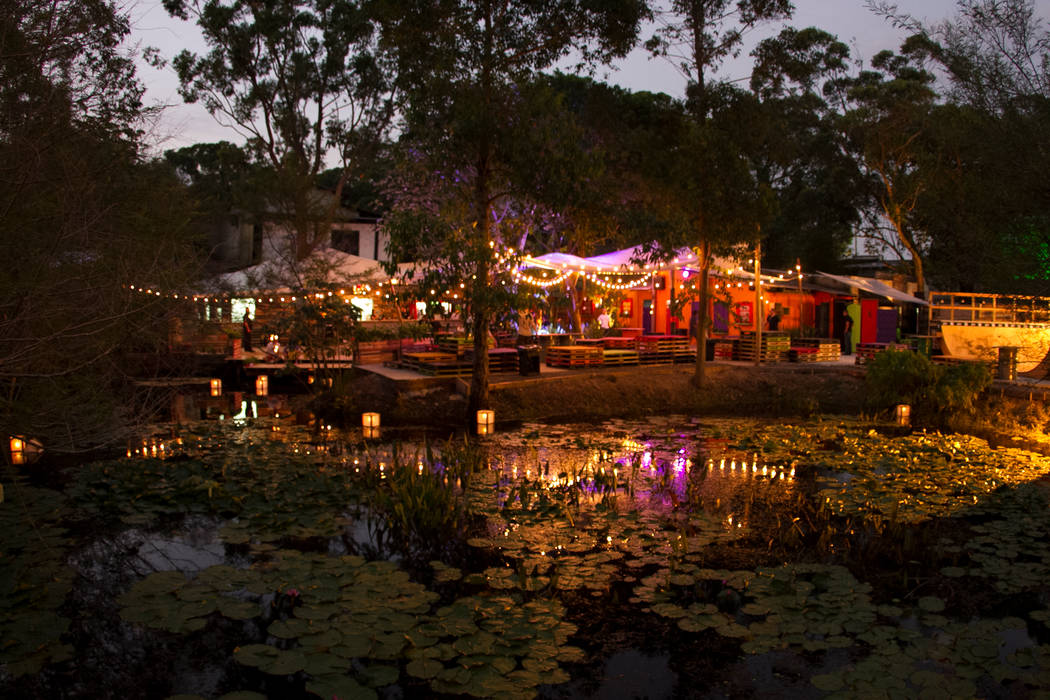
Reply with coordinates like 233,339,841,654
331,228,360,256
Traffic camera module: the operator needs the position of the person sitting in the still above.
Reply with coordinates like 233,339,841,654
262,334,285,361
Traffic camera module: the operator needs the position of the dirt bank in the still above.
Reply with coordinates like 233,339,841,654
342,363,869,428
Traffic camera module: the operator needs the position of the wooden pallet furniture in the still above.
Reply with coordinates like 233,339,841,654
417,359,473,376
713,339,737,360
789,338,841,362
855,342,910,365
545,344,604,368
465,347,519,373
400,351,458,372
602,349,640,366
436,335,473,356
603,336,639,351
637,335,689,364
736,331,790,362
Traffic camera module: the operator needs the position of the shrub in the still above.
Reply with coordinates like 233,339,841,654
865,350,991,422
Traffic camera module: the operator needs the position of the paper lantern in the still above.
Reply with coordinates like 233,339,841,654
9,437,24,465
255,375,269,396
895,404,911,426
362,412,380,428
210,378,222,396
9,436,41,465
476,410,495,434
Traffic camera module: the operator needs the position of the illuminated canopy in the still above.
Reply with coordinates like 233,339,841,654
816,272,929,305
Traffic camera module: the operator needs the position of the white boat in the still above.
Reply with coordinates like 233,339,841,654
938,320,1050,374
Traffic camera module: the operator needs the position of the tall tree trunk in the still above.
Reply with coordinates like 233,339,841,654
565,275,583,333
692,238,711,387
753,236,762,366
468,5,493,421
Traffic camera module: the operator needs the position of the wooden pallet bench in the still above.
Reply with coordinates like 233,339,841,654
855,342,910,365
603,336,640,351
401,351,457,371
466,347,518,373
417,361,473,377
791,338,841,362
737,331,790,362
788,347,819,362
546,345,604,368
713,339,737,360
602,349,640,366
436,335,473,356
638,335,688,364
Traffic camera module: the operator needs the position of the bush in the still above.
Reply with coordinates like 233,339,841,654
865,350,990,422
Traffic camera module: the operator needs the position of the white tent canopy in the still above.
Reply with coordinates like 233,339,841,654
204,249,419,293
815,272,929,305
525,245,734,273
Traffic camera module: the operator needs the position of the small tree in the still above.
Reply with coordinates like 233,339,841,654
161,0,394,263
378,0,646,417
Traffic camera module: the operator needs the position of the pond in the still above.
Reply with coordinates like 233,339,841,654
5,402,1050,699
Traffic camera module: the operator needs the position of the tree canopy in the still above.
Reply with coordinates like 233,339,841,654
1,1,199,453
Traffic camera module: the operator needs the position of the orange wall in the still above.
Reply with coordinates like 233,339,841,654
619,275,816,337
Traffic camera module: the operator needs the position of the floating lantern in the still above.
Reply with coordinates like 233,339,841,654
9,436,24,465
362,412,380,428
476,410,495,435
895,404,911,426
10,436,42,465
210,378,222,396
255,375,269,396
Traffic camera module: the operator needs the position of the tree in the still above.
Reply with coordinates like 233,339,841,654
748,28,865,272
831,42,939,296
378,0,646,418
870,0,1050,113
870,0,1050,294
0,1,199,454
160,0,394,262
644,0,792,385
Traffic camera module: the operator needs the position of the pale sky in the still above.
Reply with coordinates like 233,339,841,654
126,0,969,153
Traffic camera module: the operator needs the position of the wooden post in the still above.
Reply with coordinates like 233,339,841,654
754,239,762,365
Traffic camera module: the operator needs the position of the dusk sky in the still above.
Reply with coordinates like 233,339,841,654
128,0,969,152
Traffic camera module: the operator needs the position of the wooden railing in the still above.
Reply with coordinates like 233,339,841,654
929,292,1050,329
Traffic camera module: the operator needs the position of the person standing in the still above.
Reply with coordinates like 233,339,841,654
242,312,253,352
841,308,853,355
766,308,780,331
597,308,612,331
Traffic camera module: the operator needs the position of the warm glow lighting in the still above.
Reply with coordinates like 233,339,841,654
895,404,911,426
255,375,269,396
477,423,493,436
476,409,495,433
362,412,380,428
210,378,222,397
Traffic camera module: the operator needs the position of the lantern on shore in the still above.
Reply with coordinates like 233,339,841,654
362,412,380,428
210,378,222,397
476,409,495,435
255,375,269,396
895,404,911,426
9,436,41,465
9,437,24,465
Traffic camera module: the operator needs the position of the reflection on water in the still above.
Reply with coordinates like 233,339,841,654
130,393,805,541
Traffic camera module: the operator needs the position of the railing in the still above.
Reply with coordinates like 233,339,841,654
928,292,1050,330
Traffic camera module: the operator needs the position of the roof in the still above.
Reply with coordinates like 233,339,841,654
816,272,929,305
204,249,417,293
